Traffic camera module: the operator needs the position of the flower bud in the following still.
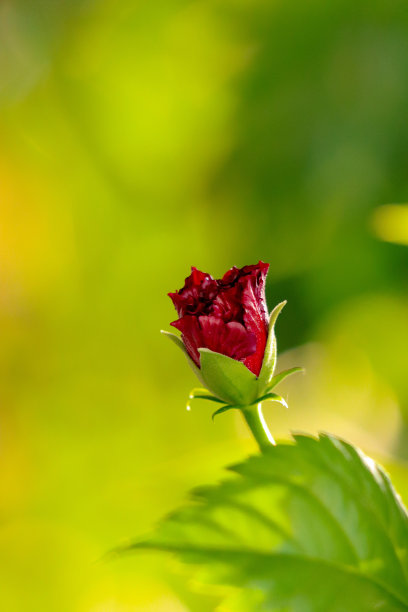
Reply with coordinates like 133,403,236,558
163,263,288,406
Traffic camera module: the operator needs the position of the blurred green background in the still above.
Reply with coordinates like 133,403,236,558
1,0,408,609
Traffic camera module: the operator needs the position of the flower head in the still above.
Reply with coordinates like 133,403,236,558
169,262,269,376
164,262,302,447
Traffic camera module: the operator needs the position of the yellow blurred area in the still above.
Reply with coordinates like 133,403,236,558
1,0,408,610
372,204,408,246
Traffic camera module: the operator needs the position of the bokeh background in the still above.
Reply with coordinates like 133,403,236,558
1,0,408,609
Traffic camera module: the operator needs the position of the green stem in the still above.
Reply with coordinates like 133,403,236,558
242,403,275,451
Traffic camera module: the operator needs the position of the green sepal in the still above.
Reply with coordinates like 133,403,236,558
266,366,304,392
212,393,288,423
160,330,206,387
162,307,296,409
257,301,286,395
211,404,239,421
199,348,259,406
255,392,288,409
188,388,225,404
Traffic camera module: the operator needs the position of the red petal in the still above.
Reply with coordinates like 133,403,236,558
171,315,257,368
211,285,243,323
198,316,256,360
171,316,202,367
241,278,269,376
220,266,240,285
220,261,269,290
169,267,218,317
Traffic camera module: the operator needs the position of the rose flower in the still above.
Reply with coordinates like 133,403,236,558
164,262,301,450
169,262,269,376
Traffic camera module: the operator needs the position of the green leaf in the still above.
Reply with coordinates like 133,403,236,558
127,434,408,611
198,348,258,405
266,366,304,392
257,301,287,395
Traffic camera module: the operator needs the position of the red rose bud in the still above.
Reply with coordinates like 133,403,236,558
163,262,301,410
169,262,269,376
163,263,304,449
